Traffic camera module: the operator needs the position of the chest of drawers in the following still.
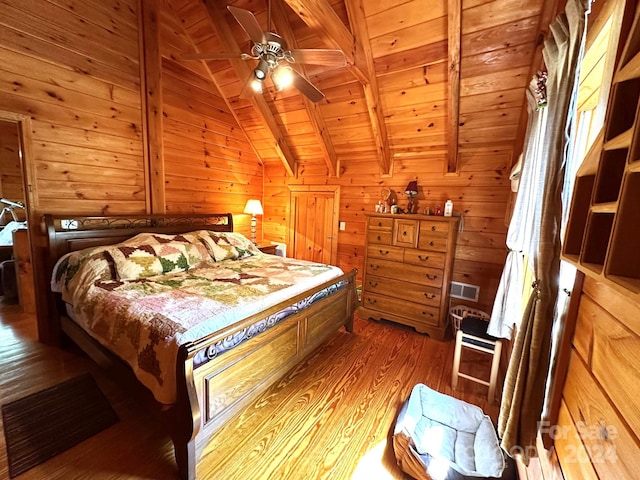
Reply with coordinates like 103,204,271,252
359,213,459,340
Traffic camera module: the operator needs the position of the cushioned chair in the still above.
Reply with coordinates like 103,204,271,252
393,384,515,480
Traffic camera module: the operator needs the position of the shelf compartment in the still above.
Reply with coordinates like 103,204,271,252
593,149,627,204
604,128,632,150
563,175,595,257
580,212,615,274
615,51,640,83
604,78,640,142
605,172,640,292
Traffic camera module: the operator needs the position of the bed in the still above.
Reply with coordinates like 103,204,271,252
44,213,357,480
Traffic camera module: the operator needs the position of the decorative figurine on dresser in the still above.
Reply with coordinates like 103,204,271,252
359,212,459,340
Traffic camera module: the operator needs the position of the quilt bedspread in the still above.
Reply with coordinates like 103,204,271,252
51,233,343,404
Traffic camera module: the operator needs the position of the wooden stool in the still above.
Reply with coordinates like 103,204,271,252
452,314,502,402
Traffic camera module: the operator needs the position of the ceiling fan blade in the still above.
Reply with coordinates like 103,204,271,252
181,52,248,61
227,6,265,45
291,69,325,102
288,49,347,67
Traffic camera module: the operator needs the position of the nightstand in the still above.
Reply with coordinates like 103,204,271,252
256,244,277,255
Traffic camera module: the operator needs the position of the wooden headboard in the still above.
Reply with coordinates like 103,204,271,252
44,213,234,262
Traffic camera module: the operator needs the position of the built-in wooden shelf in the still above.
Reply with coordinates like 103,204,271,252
604,128,632,150
590,202,617,213
615,50,640,82
563,6,640,301
604,78,640,142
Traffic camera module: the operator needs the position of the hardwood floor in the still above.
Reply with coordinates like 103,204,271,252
0,303,499,480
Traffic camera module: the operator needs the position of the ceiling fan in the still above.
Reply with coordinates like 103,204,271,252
182,3,347,102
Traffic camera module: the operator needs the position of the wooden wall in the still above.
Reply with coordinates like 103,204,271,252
0,120,25,222
160,0,265,238
264,149,509,315
555,276,640,478
0,0,146,218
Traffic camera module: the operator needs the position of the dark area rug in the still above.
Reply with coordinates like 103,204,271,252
2,373,118,478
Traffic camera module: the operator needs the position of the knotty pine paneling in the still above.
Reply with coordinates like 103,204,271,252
0,0,145,217
160,2,264,239
558,276,640,478
263,146,511,315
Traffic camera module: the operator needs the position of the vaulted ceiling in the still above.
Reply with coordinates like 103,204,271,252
164,0,556,178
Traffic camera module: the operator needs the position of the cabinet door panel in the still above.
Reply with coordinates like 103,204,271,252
393,219,419,247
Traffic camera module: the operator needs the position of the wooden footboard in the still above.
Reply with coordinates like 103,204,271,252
173,269,357,480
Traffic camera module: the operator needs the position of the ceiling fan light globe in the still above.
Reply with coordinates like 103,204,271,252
273,66,294,91
250,78,264,93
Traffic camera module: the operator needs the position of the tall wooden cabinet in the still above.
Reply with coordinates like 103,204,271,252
359,213,458,340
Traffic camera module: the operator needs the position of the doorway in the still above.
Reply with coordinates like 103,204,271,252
0,111,36,315
287,185,340,265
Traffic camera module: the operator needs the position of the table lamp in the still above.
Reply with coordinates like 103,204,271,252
244,199,263,244
404,181,418,214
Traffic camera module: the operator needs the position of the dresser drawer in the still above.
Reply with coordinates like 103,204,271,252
404,249,445,269
420,220,450,236
365,275,440,307
368,217,393,230
417,235,448,252
367,244,404,262
366,258,443,288
367,230,392,245
362,292,440,327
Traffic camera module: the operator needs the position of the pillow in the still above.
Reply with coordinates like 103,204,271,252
108,242,191,280
51,247,117,303
198,231,260,262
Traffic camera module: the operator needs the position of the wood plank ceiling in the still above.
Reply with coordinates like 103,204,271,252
165,0,552,179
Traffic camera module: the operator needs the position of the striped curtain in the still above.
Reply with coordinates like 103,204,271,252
498,0,592,462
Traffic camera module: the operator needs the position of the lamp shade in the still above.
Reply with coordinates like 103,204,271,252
405,181,418,196
244,199,263,215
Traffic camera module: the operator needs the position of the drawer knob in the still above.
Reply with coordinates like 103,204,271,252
423,293,436,299
429,241,435,246
426,274,437,280
377,222,383,226
402,231,407,236
431,226,436,231
370,264,379,271
367,298,377,305
418,255,429,261
377,235,381,241
421,311,434,317
369,281,378,287
379,250,389,255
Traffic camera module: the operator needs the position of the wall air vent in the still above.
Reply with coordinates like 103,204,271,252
450,281,480,302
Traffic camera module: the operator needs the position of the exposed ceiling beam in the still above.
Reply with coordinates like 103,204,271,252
203,0,297,176
284,0,392,175
270,1,338,177
447,0,461,174
344,0,392,176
